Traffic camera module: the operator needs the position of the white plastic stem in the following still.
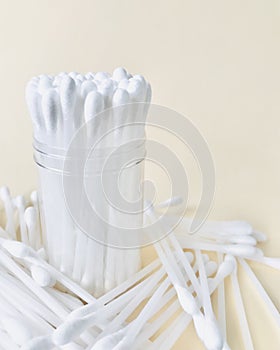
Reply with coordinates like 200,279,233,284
154,312,187,350
100,258,161,305
92,267,166,343
217,253,227,338
249,256,280,270
134,298,180,348
230,261,254,350
14,197,29,245
67,258,161,321
195,249,213,318
239,259,280,327
160,214,253,236
168,234,202,299
0,187,16,239
124,278,170,344
178,236,261,257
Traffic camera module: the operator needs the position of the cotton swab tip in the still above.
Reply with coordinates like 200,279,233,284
174,284,199,315
202,317,224,350
52,317,90,346
24,207,37,230
1,239,34,259
0,186,11,200
21,335,53,350
112,67,128,82
31,264,56,287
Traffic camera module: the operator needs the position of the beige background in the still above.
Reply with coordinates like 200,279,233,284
0,0,279,348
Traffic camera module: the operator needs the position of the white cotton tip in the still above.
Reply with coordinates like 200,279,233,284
174,284,199,315
91,329,126,350
252,231,267,242
85,72,95,80
41,88,60,133
26,89,43,131
192,313,207,340
205,261,218,276
202,317,224,350
225,244,259,257
202,253,210,263
52,317,92,345
98,79,116,107
94,71,111,81
31,264,56,287
60,75,77,120
84,91,104,122
26,80,38,93
145,83,152,104
80,80,97,99
68,302,99,320
192,314,224,350
1,240,33,258
226,235,257,246
38,75,53,94
24,207,37,231
1,317,33,345
74,79,83,88
0,186,11,201
133,74,146,84
127,78,146,101
118,79,129,89
58,72,68,77
185,251,194,263
13,195,25,209
53,75,62,87
111,337,130,350
21,335,53,350
215,256,236,280
99,77,116,91
68,72,78,79
112,88,130,107
76,74,85,82
30,190,38,204
218,221,252,236
112,67,128,82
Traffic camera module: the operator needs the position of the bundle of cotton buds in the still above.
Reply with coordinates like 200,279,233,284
0,186,279,349
25,68,151,296
26,68,151,148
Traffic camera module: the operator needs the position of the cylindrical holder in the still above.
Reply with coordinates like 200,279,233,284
33,137,145,296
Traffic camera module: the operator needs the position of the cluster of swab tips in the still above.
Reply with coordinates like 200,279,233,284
26,68,151,147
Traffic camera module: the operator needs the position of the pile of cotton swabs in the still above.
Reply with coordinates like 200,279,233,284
0,185,279,350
